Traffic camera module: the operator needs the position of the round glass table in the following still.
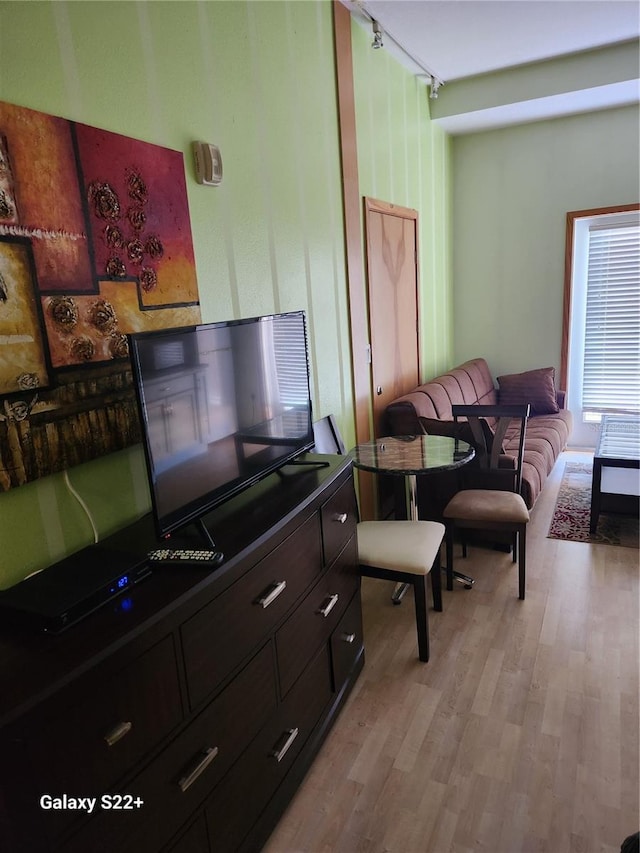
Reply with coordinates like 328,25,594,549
348,434,475,598
348,434,475,520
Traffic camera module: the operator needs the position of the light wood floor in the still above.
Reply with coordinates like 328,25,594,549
264,451,639,853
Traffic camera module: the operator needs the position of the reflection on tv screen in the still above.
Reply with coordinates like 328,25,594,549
131,311,314,536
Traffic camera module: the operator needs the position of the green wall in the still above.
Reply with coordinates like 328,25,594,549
351,18,453,380
0,0,346,586
451,105,640,387
0,1,454,588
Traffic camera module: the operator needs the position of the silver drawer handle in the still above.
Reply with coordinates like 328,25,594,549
255,580,287,608
104,721,133,747
178,746,219,793
270,727,299,763
317,593,339,618
334,512,348,524
341,632,356,644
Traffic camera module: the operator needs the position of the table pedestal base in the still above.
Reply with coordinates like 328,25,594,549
390,474,474,605
449,568,475,589
392,567,474,605
392,582,409,604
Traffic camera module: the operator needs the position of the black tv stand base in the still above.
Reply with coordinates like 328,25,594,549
289,458,331,468
276,459,331,479
197,517,218,549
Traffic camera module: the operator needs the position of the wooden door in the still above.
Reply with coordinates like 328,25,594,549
365,198,420,518
365,198,420,438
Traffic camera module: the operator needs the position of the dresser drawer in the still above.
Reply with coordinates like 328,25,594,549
28,635,182,840
330,591,364,692
276,534,358,698
204,643,332,852
164,815,209,853
320,476,358,567
182,513,322,709
61,642,277,853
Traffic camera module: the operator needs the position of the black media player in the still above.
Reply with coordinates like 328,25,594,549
0,545,151,633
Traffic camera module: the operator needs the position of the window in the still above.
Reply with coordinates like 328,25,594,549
583,221,640,415
561,205,640,445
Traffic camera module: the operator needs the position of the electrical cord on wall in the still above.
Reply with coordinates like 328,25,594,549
63,469,99,544
22,471,98,582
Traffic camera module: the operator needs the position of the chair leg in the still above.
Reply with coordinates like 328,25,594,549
430,554,443,612
445,525,454,591
413,576,429,662
518,525,526,600
512,532,517,563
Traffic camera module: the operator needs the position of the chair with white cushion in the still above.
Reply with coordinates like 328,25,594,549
357,520,444,662
312,416,445,663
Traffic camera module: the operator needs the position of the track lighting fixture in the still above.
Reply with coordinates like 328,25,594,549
357,3,443,90
371,20,383,49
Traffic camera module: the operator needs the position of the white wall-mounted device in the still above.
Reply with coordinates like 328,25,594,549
193,142,223,186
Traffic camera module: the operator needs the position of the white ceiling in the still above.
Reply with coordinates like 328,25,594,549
344,0,640,132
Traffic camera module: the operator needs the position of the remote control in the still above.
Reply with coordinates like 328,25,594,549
147,548,224,566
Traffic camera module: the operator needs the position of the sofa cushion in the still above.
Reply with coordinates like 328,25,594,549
426,378,465,417
528,410,572,458
503,408,572,506
385,358,498,435
497,366,559,414
459,359,498,407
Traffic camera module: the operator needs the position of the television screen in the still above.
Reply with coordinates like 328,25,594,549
129,311,314,539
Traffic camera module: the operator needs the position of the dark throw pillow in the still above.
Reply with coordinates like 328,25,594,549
497,366,559,415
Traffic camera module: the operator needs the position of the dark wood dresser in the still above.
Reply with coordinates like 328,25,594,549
0,454,363,853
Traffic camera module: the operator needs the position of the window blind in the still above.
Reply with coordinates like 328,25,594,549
583,222,640,414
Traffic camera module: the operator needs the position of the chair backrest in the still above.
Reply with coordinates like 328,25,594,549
312,414,346,455
451,404,530,494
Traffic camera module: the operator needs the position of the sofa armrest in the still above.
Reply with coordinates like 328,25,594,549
556,389,567,409
417,417,457,438
420,415,502,455
384,401,424,435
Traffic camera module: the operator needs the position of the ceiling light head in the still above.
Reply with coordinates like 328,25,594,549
371,20,383,49
429,78,443,100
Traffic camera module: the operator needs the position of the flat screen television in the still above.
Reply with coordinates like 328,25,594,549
129,310,315,543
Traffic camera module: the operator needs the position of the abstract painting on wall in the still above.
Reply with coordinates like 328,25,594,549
0,100,201,489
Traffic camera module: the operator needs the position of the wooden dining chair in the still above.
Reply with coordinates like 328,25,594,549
442,404,530,599
313,415,445,661
357,520,443,661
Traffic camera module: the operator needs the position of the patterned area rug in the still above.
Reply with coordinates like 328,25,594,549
548,461,639,547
